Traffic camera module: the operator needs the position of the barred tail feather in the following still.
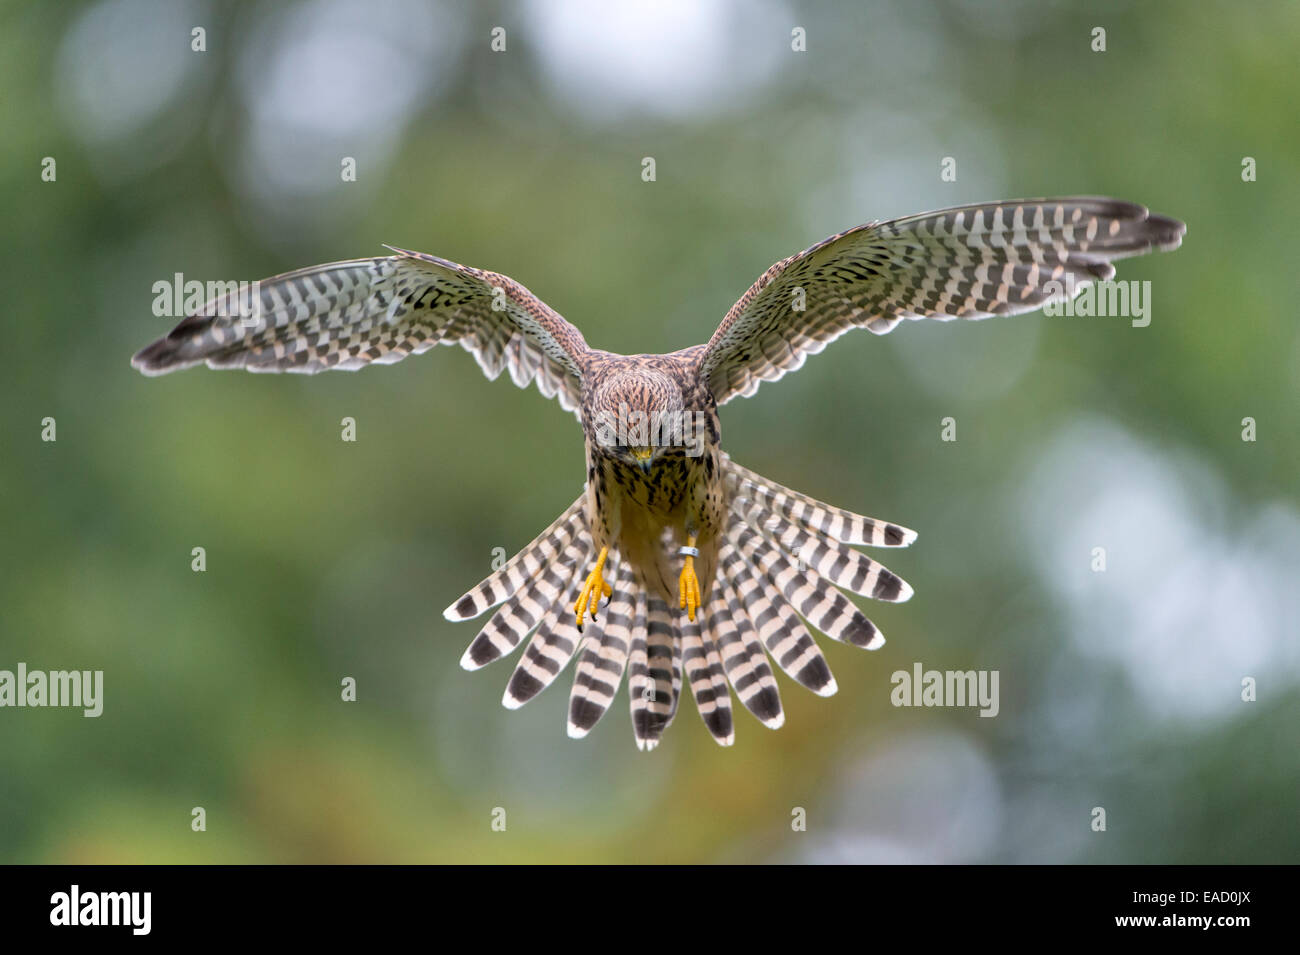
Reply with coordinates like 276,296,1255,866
719,531,837,697
733,491,913,603
724,457,916,548
459,528,590,670
621,587,654,745
496,536,596,706
629,592,683,751
681,613,735,746
731,499,885,651
502,607,588,709
567,555,636,738
444,493,586,622
710,543,784,728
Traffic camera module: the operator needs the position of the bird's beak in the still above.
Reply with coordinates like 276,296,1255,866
631,446,653,472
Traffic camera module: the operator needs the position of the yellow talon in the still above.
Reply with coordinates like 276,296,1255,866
678,536,702,622
575,546,611,631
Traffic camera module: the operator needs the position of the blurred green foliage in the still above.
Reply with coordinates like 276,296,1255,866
0,0,1296,863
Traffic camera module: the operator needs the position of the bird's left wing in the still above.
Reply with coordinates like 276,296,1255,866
696,197,1185,404
132,248,590,415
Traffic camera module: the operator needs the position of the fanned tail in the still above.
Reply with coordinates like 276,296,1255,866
449,455,915,748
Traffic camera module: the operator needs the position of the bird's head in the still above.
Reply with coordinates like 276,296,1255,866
589,368,688,471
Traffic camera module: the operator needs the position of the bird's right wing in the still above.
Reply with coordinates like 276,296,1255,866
131,248,591,416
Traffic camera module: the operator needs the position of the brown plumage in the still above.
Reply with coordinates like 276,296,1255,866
132,197,1185,749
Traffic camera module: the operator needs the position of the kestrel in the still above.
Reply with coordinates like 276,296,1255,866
133,197,1185,749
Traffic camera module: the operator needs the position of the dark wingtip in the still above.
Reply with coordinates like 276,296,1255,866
1145,212,1187,251
131,337,180,376
1086,261,1116,282
132,311,217,376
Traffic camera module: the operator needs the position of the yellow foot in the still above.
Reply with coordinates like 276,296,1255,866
678,536,702,622
574,545,612,631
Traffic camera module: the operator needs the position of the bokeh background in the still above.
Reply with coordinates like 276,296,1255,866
1,0,1296,863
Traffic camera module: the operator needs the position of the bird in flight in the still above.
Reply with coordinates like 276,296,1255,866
133,197,1184,750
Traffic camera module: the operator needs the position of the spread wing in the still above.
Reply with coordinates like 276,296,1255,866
131,248,590,415
696,197,1186,404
